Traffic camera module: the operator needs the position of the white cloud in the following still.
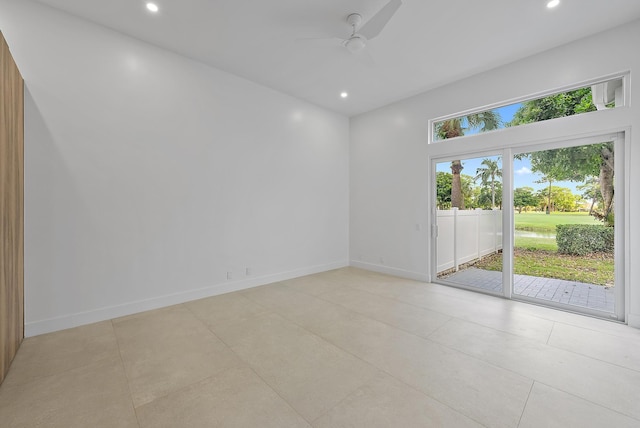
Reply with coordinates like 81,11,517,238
515,166,532,175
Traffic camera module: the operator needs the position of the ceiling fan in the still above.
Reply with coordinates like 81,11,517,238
302,0,402,54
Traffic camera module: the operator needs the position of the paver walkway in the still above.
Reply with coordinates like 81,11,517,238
441,267,615,313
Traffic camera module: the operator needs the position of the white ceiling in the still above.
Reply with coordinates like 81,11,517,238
34,0,640,116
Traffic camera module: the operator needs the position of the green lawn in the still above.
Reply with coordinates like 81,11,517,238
514,211,605,251
474,249,614,286
485,211,614,284
515,236,557,251
514,211,601,232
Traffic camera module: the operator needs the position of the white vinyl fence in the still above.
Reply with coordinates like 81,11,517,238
437,208,502,273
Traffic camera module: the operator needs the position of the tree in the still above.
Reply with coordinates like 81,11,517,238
509,88,613,223
462,175,480,209
552,187,579,212
435,111,501,208
534,185,579,212
524,143,613,218
450,160,465,209
576,177,602,215
474,158,502,208
436,172,453,209
513,187,540,213
507,87,595,126
436,172,476,209
535,175,553,214
478,181,502,209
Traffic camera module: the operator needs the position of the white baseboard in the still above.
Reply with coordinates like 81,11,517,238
350,260,428,282
627,313,640,329
24,260,348,337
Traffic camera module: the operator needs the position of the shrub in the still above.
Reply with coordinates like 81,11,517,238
556,224,614,255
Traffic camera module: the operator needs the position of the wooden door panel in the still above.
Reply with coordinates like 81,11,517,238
0,30,24,385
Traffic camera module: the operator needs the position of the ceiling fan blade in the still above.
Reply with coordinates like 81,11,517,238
359,0,402,40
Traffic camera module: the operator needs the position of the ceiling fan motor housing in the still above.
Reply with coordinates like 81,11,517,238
347,13,363,28
345,35,366,52
345,13,366,52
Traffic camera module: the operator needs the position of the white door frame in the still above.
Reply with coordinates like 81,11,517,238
428,130,628,323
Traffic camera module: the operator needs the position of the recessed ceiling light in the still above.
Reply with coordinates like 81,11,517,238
340,92,348,99
547,0,560,8
146,2,159,13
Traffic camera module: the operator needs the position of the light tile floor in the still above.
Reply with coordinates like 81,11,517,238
1,267,640,427
443,267,615,312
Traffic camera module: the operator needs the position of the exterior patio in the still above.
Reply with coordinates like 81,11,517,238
442,267,615,313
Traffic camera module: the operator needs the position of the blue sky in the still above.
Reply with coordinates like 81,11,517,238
436,103,582,195
462,103,521,136
436,157,581,195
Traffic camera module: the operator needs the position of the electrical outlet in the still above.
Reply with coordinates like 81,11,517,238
226,271,232,280
245,267,251,276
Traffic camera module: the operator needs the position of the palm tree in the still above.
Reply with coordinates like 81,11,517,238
474,158,502,208
435,111,501,208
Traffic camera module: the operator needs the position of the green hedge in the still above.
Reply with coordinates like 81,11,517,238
556,224,614,255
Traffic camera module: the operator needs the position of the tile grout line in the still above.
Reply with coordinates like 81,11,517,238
347,267,630,338
272,275,539,379
546,321,555,345
424,315,454,339
322,276,640,377
0,324,124,389
306,370,381,426
114,303,242,413
237,289,389,423
552,317,639,339
110,319,143,428
244,281,493,427
540,319,640,375
111,270,640,425
543,345,640,375
516,381,535,427
238,286,465,423
426,313,640,399
533,380,640,423
154,287,447,424
297,283,560,411
278,278,469,344
128,271,640,422
422,315,640,420
308,367,490,428
181,299,315,425
248,366,315,426
6,268,638,426
307,275,554,343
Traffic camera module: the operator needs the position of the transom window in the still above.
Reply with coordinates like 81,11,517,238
430,75,626,143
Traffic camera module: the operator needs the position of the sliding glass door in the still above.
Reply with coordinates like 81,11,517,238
511,136,623,320
434,153,504,295
431,133,625,321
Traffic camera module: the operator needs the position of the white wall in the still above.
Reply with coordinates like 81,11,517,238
2,1,637,334
350,20,640,326
0,0,349,336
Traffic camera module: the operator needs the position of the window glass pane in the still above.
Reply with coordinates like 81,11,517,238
512,141,616,315
432,77,624,142
436,155,503,293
